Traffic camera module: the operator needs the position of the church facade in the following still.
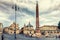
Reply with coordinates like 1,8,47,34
3,22,20,34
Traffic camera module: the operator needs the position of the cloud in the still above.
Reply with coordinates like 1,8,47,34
40,10,60,26
19,7,35,16
0,1,15,27
16,12,35,28
0,0,60,28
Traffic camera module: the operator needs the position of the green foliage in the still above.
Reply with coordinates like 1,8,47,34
58,21,60,29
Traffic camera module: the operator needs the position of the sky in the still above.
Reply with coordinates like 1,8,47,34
0,0,60,29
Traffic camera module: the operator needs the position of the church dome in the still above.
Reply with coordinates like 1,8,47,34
26,22,33,27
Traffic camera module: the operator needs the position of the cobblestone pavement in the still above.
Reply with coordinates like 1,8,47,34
0,34,60,40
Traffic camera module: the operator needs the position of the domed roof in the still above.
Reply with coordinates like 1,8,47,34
26,22,33,27
13,22,16,25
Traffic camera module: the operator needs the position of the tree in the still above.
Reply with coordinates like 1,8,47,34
58,21,60,29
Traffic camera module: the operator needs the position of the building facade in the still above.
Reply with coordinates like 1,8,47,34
21,22,35,36
40,25,60,36
4,22,20,34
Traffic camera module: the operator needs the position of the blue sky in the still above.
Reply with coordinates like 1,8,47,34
0,0,60,29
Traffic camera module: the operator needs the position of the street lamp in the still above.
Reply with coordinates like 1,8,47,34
14,4,19,39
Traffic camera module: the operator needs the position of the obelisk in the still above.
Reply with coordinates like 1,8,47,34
36,1,40,33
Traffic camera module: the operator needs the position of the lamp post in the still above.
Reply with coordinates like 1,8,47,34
14,4,19,39
12,3,19,40
12,4,17,39
14,4,17,39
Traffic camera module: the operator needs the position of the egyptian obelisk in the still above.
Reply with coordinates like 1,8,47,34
36,1,40,33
